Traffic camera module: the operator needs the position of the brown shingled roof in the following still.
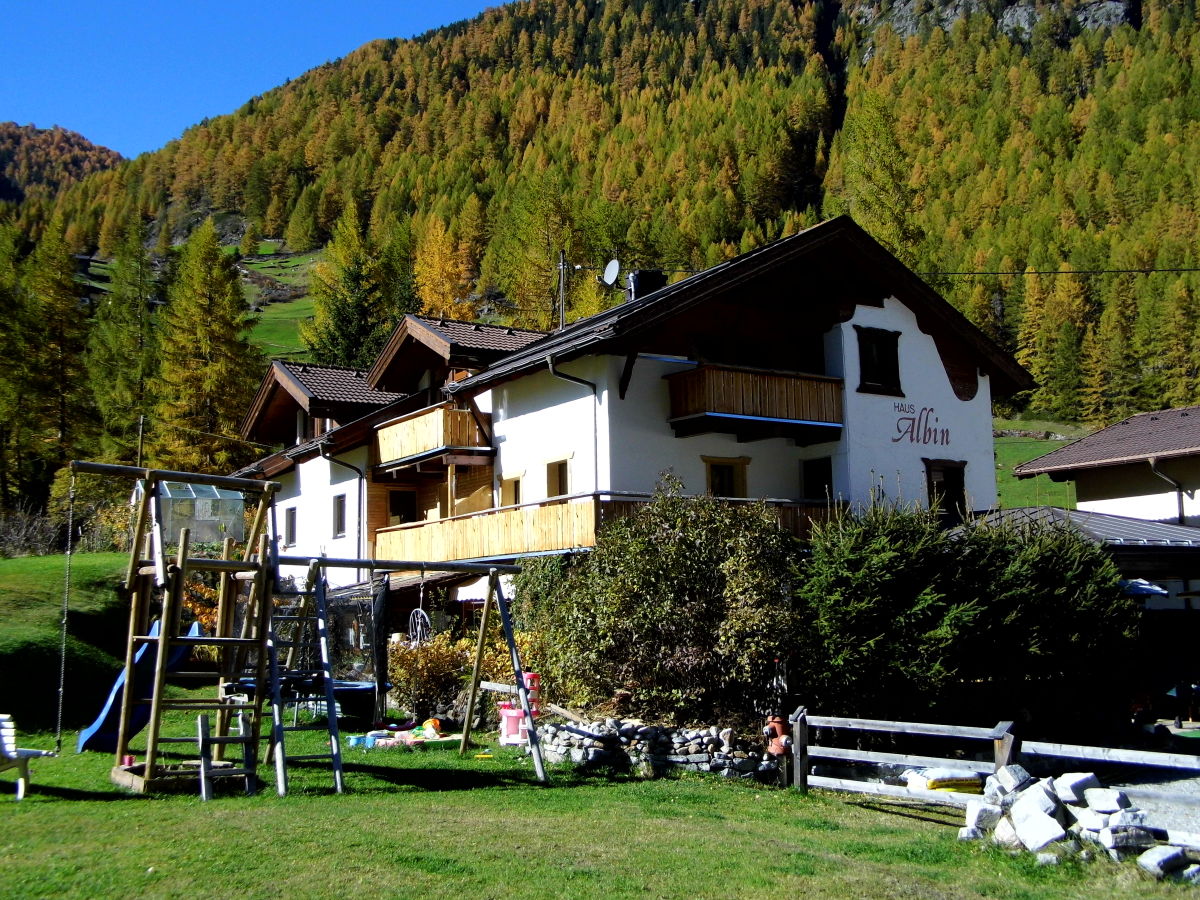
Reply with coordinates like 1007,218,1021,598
411,316,547,354
1014,405,1200,478
278,361,406,406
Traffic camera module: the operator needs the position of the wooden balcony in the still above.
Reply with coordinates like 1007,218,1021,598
374,492,840,564
376,403,491,469
666,364,843,444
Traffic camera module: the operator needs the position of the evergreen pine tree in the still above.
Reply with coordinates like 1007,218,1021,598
86,223,158,464
239,222,262,258
150,219,262,473
24,217,94,474
301,210,389,367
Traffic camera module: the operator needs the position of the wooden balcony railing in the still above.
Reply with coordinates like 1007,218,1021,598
666,364,843,441
376,403,490,466
374,492,841,564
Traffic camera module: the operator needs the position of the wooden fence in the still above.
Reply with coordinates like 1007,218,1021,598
788,707,1200,809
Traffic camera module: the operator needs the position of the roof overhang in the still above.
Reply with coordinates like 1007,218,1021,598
447,216,1031,401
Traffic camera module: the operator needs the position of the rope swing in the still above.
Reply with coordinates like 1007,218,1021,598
54,472,76,755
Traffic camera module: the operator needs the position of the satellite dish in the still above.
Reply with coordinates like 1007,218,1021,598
601,259,620,287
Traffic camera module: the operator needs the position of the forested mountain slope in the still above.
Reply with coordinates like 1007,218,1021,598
0,123,122,228
5,0,1200,509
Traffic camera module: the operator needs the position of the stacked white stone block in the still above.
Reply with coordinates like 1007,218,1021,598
960,764,1199,881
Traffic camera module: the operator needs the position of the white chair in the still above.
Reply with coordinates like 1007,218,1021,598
0,714,54,800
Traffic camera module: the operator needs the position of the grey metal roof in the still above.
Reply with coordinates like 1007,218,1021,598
971,507,1200,547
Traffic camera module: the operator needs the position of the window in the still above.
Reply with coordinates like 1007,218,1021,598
703,456,749,498
924,459,967,526
801,457,834,501
501,477,522,506
332,494,347,538
283,507,297,547
854,325,903,396
547,460,569,497
388,491,418,526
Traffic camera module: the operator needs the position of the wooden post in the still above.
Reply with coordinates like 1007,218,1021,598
145,528,190,780
493,572,548,784
114,572,149,767
124,485,151,591
789,705,809,793
992,720,1018,771
459,581,494,755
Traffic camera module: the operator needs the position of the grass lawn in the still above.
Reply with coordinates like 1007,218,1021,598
0,554,128,729
0,704,1180,899
993,418,1088,510
252,295,313,358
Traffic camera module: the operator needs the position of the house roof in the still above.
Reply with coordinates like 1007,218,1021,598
446,215,1032,401
970,506,1200,547
366,314,546,392
239,360,407,443
1013,406,1200,479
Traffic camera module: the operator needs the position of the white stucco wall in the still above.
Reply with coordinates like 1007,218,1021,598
604,355,833,498
1075,458,1200,527
491,357,610,501
489,297,997,511
838,297,997,512
272,444,370,588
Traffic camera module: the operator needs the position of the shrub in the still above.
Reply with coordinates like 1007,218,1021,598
514,475,801,724
793,505,976,719
793,505,1135,729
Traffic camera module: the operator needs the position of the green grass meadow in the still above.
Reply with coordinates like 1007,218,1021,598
1,715,1182,899
252,295,313,359
0,555,1184,898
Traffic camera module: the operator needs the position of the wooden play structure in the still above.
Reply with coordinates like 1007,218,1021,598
67,460,545,797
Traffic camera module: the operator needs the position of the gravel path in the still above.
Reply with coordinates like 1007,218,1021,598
1111,769,1200,839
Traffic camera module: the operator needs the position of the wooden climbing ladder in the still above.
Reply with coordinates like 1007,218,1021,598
70,461,280,795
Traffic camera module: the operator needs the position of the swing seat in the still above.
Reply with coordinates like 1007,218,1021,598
1,715,55,800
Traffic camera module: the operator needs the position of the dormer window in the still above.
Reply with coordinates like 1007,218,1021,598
854,325,903,396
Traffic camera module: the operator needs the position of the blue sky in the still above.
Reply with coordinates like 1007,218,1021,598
1,1,500,158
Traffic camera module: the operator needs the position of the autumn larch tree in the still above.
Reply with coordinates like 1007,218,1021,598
150,219,262,473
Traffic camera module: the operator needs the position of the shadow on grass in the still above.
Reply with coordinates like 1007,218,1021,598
314,760,544,792
20,783,144,802
850,800,963,828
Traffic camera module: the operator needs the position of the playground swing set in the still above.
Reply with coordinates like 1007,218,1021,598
42,458,546,799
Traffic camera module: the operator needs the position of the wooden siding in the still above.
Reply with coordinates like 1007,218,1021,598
376,404,489,464
376,496,599,562
667,365,843,424
375,494,840,563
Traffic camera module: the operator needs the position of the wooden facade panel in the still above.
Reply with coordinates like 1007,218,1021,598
376,405,491,464
374,495,838,563
667,365,843,424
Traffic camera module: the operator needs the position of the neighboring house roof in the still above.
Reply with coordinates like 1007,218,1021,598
1014,406,1200,479
240,360,407,444
367,314,547,392
970,506,1200,579
972,506,1200,547
447,215,1032,401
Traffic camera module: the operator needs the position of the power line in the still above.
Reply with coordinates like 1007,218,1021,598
920,266,1200,277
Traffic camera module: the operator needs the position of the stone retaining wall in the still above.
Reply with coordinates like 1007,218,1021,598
538,718,775,777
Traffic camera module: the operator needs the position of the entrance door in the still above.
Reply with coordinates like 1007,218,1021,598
923,459,967,525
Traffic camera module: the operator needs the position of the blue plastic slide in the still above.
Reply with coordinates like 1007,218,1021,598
76,620,203,753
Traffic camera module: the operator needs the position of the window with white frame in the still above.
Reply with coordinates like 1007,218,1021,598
332,494,347,538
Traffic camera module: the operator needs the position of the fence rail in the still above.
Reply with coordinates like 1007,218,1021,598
789,706,1200,809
